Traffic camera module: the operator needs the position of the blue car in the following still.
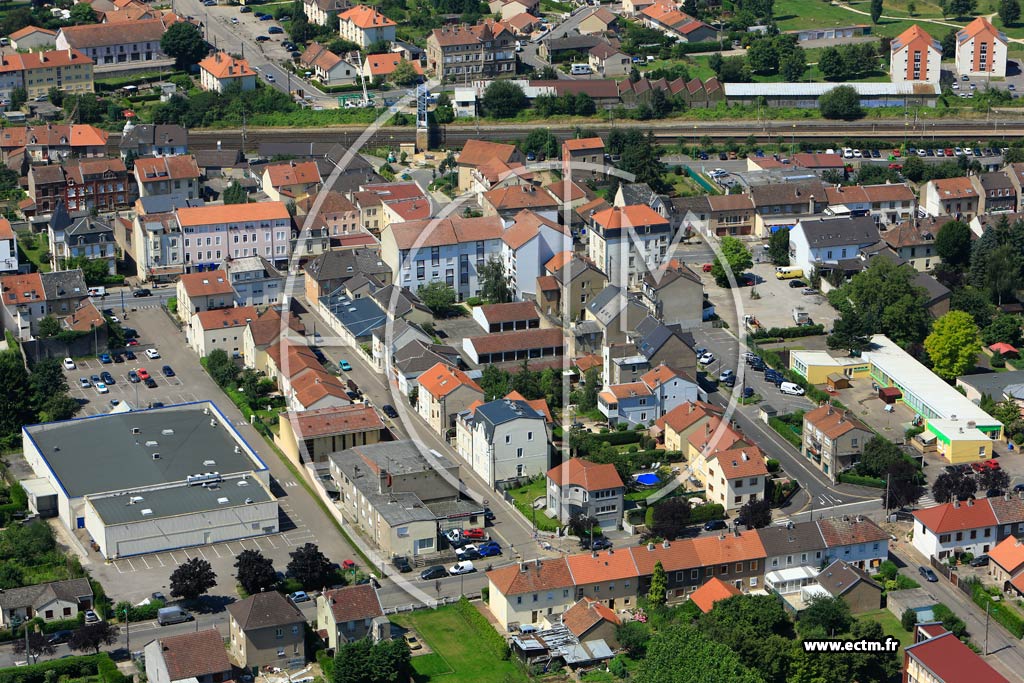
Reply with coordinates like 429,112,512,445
340,360,352,371
477,541,502,557
99,353,112,364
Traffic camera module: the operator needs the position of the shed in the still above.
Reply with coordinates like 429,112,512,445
878,386,902,404
826,373,850,391
989,342,1019,358
759,404,778,424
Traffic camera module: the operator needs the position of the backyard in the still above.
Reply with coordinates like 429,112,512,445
860,608,915,651
392,606,528,683
507,477,558,532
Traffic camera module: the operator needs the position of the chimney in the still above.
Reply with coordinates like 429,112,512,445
662,540,670,549
953,499,960,508
967,498,974,507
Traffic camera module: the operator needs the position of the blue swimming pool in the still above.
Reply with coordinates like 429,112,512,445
635,473,660,486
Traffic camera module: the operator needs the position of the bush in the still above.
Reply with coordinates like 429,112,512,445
465,296,483,306
838,472,886,488
96,655,126,683
750,324,825,340
594,431,642,446
766,459,780,473
769,417,802,447
966,578,1024,637
0,654,104,683
689,503,725,524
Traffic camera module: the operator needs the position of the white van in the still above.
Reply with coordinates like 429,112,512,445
779,382,805,396
570,64,592,75
157,606,193,625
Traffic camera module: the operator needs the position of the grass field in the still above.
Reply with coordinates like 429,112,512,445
507,478,558,531
860,608,915,650
16,232,51,273
392,607,528,683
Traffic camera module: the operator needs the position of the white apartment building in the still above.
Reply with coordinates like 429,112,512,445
587,205,672,288
175,202,292,272
456,398,549,486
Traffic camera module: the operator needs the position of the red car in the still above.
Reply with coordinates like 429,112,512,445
462,528,486,540
137,367,150,381
702,263,713,272
341,559,356,570
888,163,902,170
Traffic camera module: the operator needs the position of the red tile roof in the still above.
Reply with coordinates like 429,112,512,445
958,16,1003,43
691,528,766,567
266,160,322,188
0,218,13,241
566,549,639,585
912,499,998,535
544,251,573,273
477,301,539,324
322,584,383,624
284,404,384,438
339,4,396,29
199,52,256,80
363,52,424,77
1,272,46,304
417,362,483,399
502,209,568,249
157,629,230,682
194,305,259,330
708,445,769,480
176,202,290,227
641,365,684,389
458,139,518,167
547,457,623,491
803,404,871,439
905,630,1009,683
563,137,604,153
135,155,200,183
488,557,575,596
484,185,559,211
655,401,722,434
986,534,1024,575
291,369,348,408
386,215,502,249
689,576,740,613
561,597,620,637
59,18,168,48
466,328,564,356
20,48,92,70
178,270,233,298
591,204,668,229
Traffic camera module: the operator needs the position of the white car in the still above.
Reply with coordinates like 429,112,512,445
145,348,161,359
779,382,805,396
63,358,76,370
698,352,715,365
448,560,476,575
95,382,109,394
455,544,478,558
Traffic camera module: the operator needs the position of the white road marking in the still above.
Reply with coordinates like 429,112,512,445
140,556,151,570
212,545,222,558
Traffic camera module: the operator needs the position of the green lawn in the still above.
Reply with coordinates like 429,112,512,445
860,609,914,650
392,607,528,683
17,233,51,273
773,0,945,37
507,478,558,532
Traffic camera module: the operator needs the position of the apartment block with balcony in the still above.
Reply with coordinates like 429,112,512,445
176,202,293,272
801,405,873,482
587,205,672,288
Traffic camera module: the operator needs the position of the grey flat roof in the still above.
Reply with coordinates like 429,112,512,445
25,402,266,498
959,370,1024,397
88,477,273,525
331,441,457,476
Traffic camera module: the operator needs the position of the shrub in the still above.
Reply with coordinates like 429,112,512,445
766,459,780,473
966,579,1024,637
595,431,642,446
689,503,725,524
838,472,886,488
465,296,483,306
768,417,802,447
901,609,918,632
0,654,104,683
750,324,825,340
991,351,1006,368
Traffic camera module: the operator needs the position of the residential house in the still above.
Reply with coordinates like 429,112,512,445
486,558,577,629
577,7,618,34
133,155,200,199
48,212,116,275
0,124,108,164
362,53,424,81
505,12,539,35
55,18,168,69
561,137,605,181
493,0,538,20
188,305,258,358
699,193,755,237
9,26,57,51
955,16,1007,78
546,457,625,529
815,515,890,570
349,181,431,235
242,305,305,372
501,210,570,300
29,158,131,215
303,248,392,302
622,0,656,14
756,520,828,573
629,530,767,600
987,533,1024,593
0,269,88,339
227,592,306,669
653,401,722,452
370,316,430,373
455,140,521,192
921,176,980,219
801,405,874,482
392,339,462,396
175,269,234,321
0,219,16,273
560,598,621,647
277,404,387,466
788,215,881,277
639,260,703,328
749,181,827,236
703,445,769,512
687,416,749,482
316,584,384,650
862,183,917,225
0,578,92,628
587,205,671,288
175,202,293,271
143,629,232,683
911,496,1024,559
297,191,362,244
16,49,95,100
689,577,741,613
1002,162,1024,210
456,396,550,485
890,24,941,83
118,123,187,159
304,0,350,27
426,21,515,81
379,215,504,300
261,160,322,203
300,43,359,85
640,3,716,42
904,623,1009,683
416,362,484,434
815,560,882,613
225,256,284,308
599,364,699,427
971,170,1017,214
789,152,846,176
482,185,559,223
197,52,257,93
318,288,388,348
616,315,697,386
537,252,605,324
0,54,25,104
338,5,396,48
881,222,939,272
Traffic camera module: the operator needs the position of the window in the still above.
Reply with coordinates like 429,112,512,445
431,246,440,266
505,434,511,444
275,628,284,639
528,431,534,441
517,448,524,458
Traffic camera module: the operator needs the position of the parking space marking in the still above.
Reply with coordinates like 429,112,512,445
212,545,222,558
140,556,151,570
155,554,166,567
196,548,207,560
251,537,265,551
263,536,277,549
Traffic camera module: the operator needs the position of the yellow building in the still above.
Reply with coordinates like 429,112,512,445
22,49,94,100
927,419,994,464
789,350,869,385
276,405,387,467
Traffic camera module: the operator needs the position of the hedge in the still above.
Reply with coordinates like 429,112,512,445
750,324,825,340
96,655,127,683
768,417,802,447
671,40,729,55
0,654,106,683
115,598,163,622
453,597,509,660
317,650,335,679
645,502,723,528
966,580,1024,638
594,431,642,446
838,472,886,488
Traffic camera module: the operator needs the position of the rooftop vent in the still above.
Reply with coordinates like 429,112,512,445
128,496,143,504
152,453,160,460
204,460,216,466
245,498,254,504
141,509,153,516
132,427,140,435
161,429,174,436
217,497,229,504
145,440,159,447
237,480,249,487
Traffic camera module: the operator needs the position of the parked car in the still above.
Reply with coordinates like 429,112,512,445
162,365,175,377
970,554,990,567
84,610,100,623
95,382,108,394
151,592,166,603
455,545,480,560
128,370,140,383
268,26,283,34
288,591,310,603
256,35,270,41
919,566,939,582
63,358,76,370
112,353,124,363
462,527,486,540
145,348,161,359
392,556,412,573
339,360,352,371
448,561,476,575
788,280,806,288
132,289,151,297
420,565,447,580
47,630,73,645
99,353,112,364
779,382,805,396
137,368,151,380
382,404,399,419
698,352,715,365
580,536,612,550
79,377,91,388
144,377,157,388
100,371,114,385
718,369,735,383
704,519,727,531
404,634,422,650
477,541,502,557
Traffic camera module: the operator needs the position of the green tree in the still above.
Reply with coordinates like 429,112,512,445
9,86,25,110
858,436,905,478
908,0,917,14
478,257,512,304
417,282,458,318
235,549,277,595
616,620,651,656
390,59,419,86
618,130,669,193
287,542,333,589
871,0,883,22
925,310,981,379
829,257,931,345
651,498,691,540
940,28,958,56
818,47,846,80
511,358,541,398
932,468,978,503
636,624,763,683
64,256,111,286
944,0,977,17
737,498,772,528
334,637,412,683
29,358,68,411
883,457,924,509
951,285,995,328
819,85,863,120
481,80,527,118
521,129,558,159
901,154,926,182
478,364,510,401
983,312,1023,346
161,22,208,70
170,557,217,601
433,92,455,124
1001,0,1021,25
580,367,600,411
13,629,54,664
647,561,668,608
222,181,248,205
933,603,967,637
0,350,32,440
767,227,790,266
38,394,80,423
901,608,919,632
746,37,778,75
36,315,61,338
780,49,807,81
711,236,753,287
69,621,120,655
70,2,97,24
800,595,852,637
935,219,972,269
699,594,795,683
205,348,239,387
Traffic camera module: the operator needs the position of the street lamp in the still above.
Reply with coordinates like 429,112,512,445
124,606,130,654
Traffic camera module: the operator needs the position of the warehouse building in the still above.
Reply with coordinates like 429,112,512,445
21,401,277,559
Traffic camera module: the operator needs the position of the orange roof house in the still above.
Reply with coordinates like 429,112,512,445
988,534,1024,577
362,52,424,79
689,576,741,613
198,52,257,92
890,25,940,83
547,458,623,492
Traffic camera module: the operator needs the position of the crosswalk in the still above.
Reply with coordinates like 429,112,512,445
916,492,937,508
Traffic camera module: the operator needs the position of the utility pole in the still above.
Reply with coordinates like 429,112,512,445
985,596,1000,655
124,606,130,653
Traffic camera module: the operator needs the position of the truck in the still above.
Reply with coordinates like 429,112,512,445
792,307,810,326
743,314,763,333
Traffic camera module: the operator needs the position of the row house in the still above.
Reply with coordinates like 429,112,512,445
134,155,201,199
27,158,132,215
349,181,431,235
481,185,558,223
175,269,235,321
881,222,938,272
416,362,484,435
175,202,293,272
587,205,672,288
296,191,362,245
1002,162,1024,210
303,0,350,27
0,124,108,164
426,21,516,81
824,183,917,226
501,210,570,300
56,18,170,69
0,219,16,273
598,364,699,428
971,170,1017,214
749,181,827,237
920,176,980,219
119,123,188,159
132,210,185,283
801,404,874,482
912,495,1024,560
0,269,88,340
0,49,94,102
261,160,322,203
537,252,607,324
455,395,550,486
694,193,755,237
639,259,704,328
302,248,392,302
379,214,504,300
